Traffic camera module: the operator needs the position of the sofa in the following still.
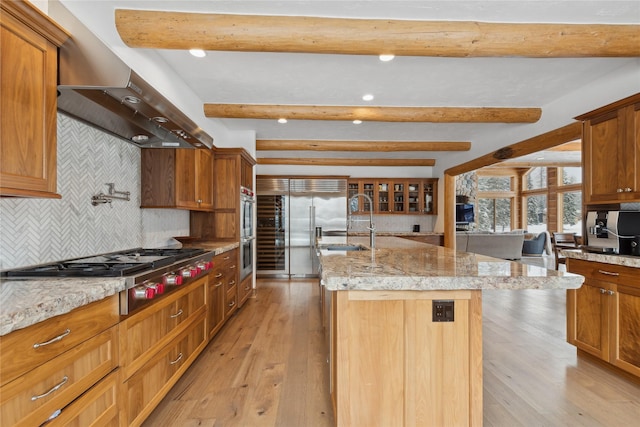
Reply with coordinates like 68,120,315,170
456,232,525,260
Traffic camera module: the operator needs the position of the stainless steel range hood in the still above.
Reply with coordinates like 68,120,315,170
50,1,213,149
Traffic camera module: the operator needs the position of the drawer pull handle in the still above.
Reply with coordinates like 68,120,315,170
230,265,236,269
31,376,68,401
599,288,606,294
223,256,230,260
215,281,224,287
228,301,235,307
33,329,71,348
215,273,223,278
170,352,183,365
229,280,236,286
598,270,619,276
607,290,615,296
170,309,184,318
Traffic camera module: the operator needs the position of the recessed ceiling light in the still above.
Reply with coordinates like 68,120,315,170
353,120,363,125
362,94,374,101
189,49,206,58
379,54,395,62
278,118,287,124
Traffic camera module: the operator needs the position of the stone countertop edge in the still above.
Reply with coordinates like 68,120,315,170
0,242,238,337
562,249,640,269
320,236,584,292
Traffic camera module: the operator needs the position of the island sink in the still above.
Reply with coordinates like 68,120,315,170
324,245,368,251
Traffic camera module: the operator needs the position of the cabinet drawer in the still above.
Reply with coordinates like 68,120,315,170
214,249,237,271
48,370,119,427
225,287,238,317
0,295,119,387
120,277,206,377
0,326,118,427
124,315,206,427
567,258,640,288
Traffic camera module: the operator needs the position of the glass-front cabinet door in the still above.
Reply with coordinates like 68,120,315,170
377,180,391,213
407,181,421,213
392,182,405,213
422,179,437,214
362,181,375,213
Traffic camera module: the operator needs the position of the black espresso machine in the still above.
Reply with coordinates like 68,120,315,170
585,210,640,256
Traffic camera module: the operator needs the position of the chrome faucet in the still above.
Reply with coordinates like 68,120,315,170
348,193,376,249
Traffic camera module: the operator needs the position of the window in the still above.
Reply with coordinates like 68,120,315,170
561,191,582,233
526,194,547,233
526,167,547,190
561,167,582,185
477,174,514,232
478,198,512,232
478,176,511,191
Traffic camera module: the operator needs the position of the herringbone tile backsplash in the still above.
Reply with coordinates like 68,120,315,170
0,114,189,270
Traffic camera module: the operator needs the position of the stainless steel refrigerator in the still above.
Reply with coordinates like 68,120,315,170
256,178,347,277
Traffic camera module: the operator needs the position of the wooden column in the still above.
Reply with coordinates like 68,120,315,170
444,173,456,249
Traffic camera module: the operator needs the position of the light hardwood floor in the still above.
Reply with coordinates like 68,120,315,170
143,279,640,427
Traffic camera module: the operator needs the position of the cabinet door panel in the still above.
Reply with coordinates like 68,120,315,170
175,149,198,208
0,12,59,197
574,282,608,359
612,284,640,376
197,149,214,209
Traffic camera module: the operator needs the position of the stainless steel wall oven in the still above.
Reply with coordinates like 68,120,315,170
240,186,255,280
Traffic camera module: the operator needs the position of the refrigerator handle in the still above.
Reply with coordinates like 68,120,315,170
310,205,316,248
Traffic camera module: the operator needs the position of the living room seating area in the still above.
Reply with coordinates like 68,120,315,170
456,230,552,260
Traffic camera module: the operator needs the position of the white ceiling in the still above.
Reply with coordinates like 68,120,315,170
55,1,640,173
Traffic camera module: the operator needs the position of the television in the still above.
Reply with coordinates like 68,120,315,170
456,203,474,223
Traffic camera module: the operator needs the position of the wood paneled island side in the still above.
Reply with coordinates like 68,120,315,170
318,236,583,427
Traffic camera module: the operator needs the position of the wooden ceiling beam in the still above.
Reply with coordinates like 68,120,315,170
115,10,640,57
445,121,582,176
547,140,582,152
204,104,541,123
257,158,436,167
256,140,471,152
485,161,582,168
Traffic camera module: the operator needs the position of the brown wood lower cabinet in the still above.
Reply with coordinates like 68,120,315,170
329,289,482,427
567,258,640,379
207,249,238,339
47,370,119,427
238,274,253,307
119,276,208,426
0,296,119,427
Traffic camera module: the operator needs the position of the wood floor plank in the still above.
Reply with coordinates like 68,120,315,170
143,279,640,427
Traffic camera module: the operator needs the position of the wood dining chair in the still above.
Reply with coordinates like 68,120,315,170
552,232,578,270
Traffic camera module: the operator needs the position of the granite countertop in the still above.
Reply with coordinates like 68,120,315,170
348,231,443,237
0,241,238,337
319,236,584,291
563,249,640,268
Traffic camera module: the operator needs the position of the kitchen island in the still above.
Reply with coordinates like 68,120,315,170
318,236,583,427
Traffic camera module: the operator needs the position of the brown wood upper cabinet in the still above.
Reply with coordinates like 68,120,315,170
577,93,640,204
141,148,214,211
0,1,69,198
348,178,438,215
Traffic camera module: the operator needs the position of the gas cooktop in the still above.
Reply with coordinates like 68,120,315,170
1,247,206,278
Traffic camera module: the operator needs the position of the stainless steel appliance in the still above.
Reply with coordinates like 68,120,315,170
1,248,215,315
240,187,256,280
50,1,213,149
256,178,347,277
585,210,640,256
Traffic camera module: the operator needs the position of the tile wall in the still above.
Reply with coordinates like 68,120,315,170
0,114,189,270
